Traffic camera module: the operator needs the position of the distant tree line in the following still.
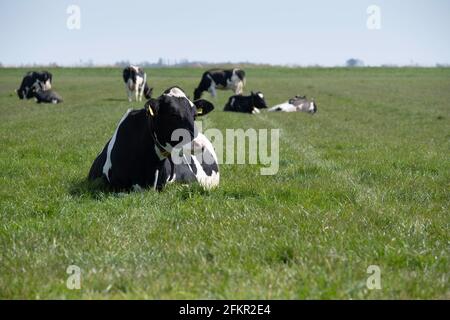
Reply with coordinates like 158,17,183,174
0,59,449,68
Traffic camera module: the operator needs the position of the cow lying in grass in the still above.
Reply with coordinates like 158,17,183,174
88,86,219,191
34,90,63,104
17,71,52,100
268,95,317,114
224,91,268,114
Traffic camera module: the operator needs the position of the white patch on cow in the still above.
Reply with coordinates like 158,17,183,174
153,169,159,190
102,109,132,181
252,108,261,114
230,97,235,106
166,172,177,183
309,101,315,111
257,93,264,99
192,133,218,163
206,74,218,97
187,132,220,190
165,87,195,107
268,102,297,112
43,79,52,90
189,154,219,190
135,75,144,101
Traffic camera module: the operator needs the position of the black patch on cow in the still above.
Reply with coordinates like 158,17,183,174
224,91,267,113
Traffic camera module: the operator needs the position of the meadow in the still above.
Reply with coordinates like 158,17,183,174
0,67,449,299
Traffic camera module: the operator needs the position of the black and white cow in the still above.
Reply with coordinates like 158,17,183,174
88,86,219,191
17,71,52,99
268,95,318,114
122,65,153,102
194,68,246,100
34,90,63,104
224,91,268,114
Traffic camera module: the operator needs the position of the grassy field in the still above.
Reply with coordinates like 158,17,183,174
0,67,449,299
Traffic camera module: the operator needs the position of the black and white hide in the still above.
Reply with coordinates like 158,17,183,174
194,68,246,100
268,95,318,114
224,91,268,114
88,86,219,191
122,65,153,102
34,90,63,104
17,71,52,100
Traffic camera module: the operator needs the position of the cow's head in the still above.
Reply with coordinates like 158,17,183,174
252,91,268,109
38,71,52,90
145,86,214,154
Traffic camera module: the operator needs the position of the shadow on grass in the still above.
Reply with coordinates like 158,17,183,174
102,98,127,102
70,177,215,200
69,177,115,200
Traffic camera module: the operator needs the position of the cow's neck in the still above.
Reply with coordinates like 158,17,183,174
146,108,171,160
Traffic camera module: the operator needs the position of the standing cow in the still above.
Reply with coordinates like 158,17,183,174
122,65,153,102
88,86,219,191
194,68,246,100
17,71,52,100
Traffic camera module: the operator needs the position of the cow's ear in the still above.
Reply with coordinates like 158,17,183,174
193,99,214,117
145,99,159,117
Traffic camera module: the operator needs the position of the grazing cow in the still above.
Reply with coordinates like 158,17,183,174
17,71,52,99
34,90,63,104
122,65,153,102
88,86,219,191
268,95,317,114
224,91,268,114
194,68,246,100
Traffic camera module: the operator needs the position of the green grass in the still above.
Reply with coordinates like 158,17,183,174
0,67,449,299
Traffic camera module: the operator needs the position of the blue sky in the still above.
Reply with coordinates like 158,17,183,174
0,0,449,66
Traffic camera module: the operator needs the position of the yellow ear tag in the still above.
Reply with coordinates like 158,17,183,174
197,107,203,115
148,106,154,116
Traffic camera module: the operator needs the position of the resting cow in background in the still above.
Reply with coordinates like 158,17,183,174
122,65,153,102
268,95,318,114
88,86,219,191
194,68,246,100
34,90,63,104
224,91,268,114
17,71,52,99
